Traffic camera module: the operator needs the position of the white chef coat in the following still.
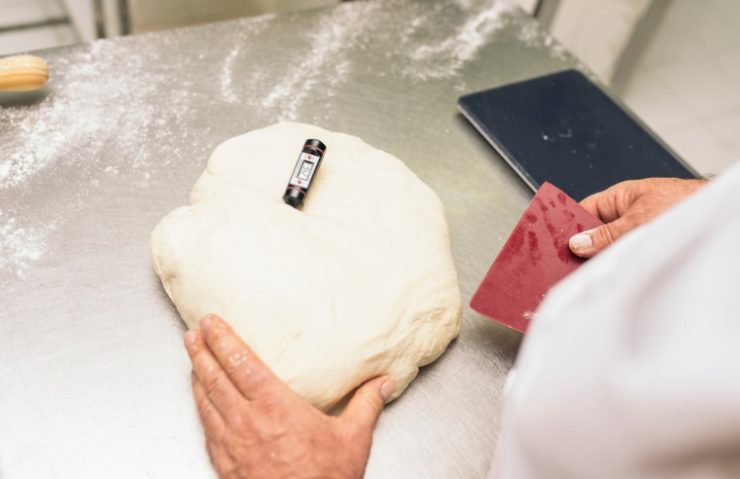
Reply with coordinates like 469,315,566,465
491,162,740,479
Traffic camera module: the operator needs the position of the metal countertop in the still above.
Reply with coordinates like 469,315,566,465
0,1,581,477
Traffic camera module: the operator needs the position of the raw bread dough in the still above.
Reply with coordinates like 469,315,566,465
151,122,461,411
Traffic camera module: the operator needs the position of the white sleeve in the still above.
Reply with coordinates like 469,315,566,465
491,163,740,479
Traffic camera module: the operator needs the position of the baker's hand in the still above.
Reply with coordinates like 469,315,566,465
184,314,395,479
569,177,707,258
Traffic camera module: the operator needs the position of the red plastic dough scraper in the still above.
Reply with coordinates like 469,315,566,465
470,182,603,333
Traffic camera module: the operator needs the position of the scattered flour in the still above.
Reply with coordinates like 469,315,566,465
0,40,196,190
0,37,205,275
403,0,517,81
0,1,568,192
515,15,572,63
220,49,241,104
0,213,55,276
399,0,575,82
0,0,571,276
219,13,274,105
214,4,376,120
260,2,380,120
0,12,276,194
213,0,564,120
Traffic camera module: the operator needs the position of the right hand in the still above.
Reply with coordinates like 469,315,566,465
185,314,395,479
569,177,707,258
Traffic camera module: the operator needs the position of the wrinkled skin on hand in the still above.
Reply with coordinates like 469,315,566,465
184,314,395,479
569,177,707,258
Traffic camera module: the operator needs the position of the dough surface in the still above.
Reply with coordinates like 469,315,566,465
151,122,461,410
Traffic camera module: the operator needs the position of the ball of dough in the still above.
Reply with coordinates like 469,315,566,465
151,122,461,411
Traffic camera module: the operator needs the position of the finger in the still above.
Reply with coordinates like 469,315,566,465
580,181,639,223
340,376,395,437
569,215,635,258
578,192,602,218
206,439,237,476
199,314,284,401
185,328,244,414
580,190,623,223
192,372,226,439
193,376,238,474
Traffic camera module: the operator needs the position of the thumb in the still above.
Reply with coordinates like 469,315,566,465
341,376,395,434
569,217,634,258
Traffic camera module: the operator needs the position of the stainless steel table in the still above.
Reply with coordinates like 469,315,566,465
0,1,580,477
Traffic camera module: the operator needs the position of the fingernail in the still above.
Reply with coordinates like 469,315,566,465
200,314,214,330
569,232,593,251
380,379,395,401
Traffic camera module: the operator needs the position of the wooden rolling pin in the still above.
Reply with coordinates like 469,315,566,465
0,55,49,91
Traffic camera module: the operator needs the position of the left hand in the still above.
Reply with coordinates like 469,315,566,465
184,314,395,479
569,177,707,258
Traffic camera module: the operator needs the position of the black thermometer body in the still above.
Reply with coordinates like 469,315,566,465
283,139,327,208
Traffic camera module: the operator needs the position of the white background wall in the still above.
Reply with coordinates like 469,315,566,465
549,0,651,82
127,0,538,34
619,0,740,174
59,0,95,41
127,0,340,33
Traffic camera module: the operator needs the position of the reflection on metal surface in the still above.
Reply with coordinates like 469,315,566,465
0,1,577,477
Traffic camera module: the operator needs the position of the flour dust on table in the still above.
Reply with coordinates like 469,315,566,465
151,122,462,411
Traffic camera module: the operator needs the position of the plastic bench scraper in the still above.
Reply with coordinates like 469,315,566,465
470,182,603,333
